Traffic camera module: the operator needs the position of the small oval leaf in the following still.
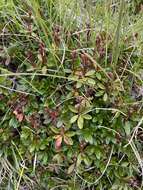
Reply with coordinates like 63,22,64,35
76,82,82,88
76,153,82,167
70,115,78,124
97,83,105,89
83,114,92,120
103,93,108,102
68,105,78,113
67,163,75,174
77,115,84,129
55,136,62,150
85,70,95,76
64,135,73,145
87,78,96,85
96,73,102,80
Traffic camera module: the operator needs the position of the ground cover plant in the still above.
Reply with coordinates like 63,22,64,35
0,0,143,189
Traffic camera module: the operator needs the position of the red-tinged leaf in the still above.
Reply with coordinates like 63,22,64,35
55,136,62,150
49,111,59,121
17,113,24,122
13,110,18,115
54,135,61,139
13,110,24,122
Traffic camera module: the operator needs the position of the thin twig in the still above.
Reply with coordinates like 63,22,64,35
124,117,143,147
75,146,114,185
0,84,35,96
84,107,127,116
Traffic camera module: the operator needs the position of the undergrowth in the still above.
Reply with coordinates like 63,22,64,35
0,0,143,189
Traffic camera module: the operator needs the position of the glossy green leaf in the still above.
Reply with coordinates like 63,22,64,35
103,93,108,101
83,114,92,120
85,70,95,76
87,78,96,85
68,105,78,113
76,82,82,88
70,115,78,124
97,83,105,89
77,115,84,129
96,73,102,80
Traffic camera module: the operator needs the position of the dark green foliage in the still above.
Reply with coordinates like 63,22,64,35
0,0,143,189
